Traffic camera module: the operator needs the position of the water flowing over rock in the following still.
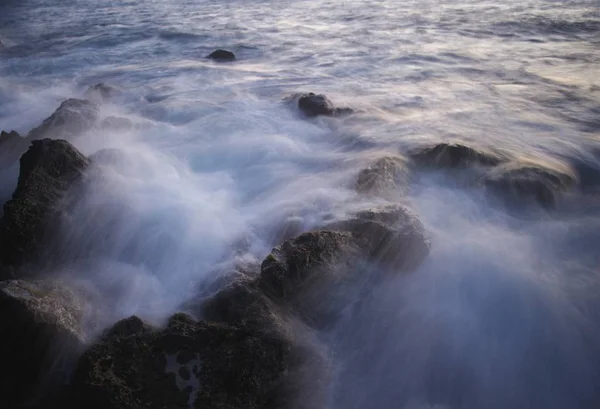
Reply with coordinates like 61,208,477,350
83,83,117,104
207,49,236,61
0,139,89,270
0,280,87,408
99,116,133,131
27,99,99,141
409,143,506,168
70,313,290,409
355,156,409,197
482,161,577,209
292,92,354,117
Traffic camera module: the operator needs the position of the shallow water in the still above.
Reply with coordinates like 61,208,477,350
1,0,600,408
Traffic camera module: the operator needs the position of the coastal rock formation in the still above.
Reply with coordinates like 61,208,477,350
292,92,354,117
207,49,236,61
70,313,290,409
0,139,89,270
0,280,87,408
483,161,577,209
28,99,99,141
355,156,409,196
409,142,505,168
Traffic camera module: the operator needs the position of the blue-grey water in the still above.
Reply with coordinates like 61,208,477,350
1,0,600,408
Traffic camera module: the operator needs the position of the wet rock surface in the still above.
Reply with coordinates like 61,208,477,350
409,143,506,168
293,92,354,117
0,280,87,408
27,99,99,141
0,139,89,270
482,161,577,209
70,313,290,409
207,49,236,61
355,156,409,196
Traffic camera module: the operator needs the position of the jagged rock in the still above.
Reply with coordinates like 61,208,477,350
355,156,409,196
202,279,287,334
70,313,290,409
0,280,87,408
257,205,429,306
409,143,505,168
99,116,133,131
28,99,99,141
0,139,89,269
207,49,236,61
84,83,117,104
482,161,577,209
293,92,353,117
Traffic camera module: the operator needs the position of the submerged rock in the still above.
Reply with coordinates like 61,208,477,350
70,313,290,409
0,139,89,269
99,116,133,131
0,280,87,407
84,83,117,104
293,92,354,117
28,99,99,141
207,49,236,61
483,161,577,209
409,143,505,168
355,156,409,196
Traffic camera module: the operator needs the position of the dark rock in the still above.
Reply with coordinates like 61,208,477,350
84,83,117,104
0,130,20,146
295,92,353,117
0,139,89,269
355,156,409,197
202,279,287,334
207,49,236,62
70,313,290,409
99,116,133,131
483,161,577,209
259,204,429,300
0,280,87,408
28,99,99,141
409,143,505,168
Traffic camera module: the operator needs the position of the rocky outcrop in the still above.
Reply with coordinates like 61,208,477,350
291,93,353,118
70,313,290,409
355,156,409,197
0,139,89,270
482,161,577,209
84,83,117,104
255,205,429,326
207,49,236,61
409,143,505,169
0,280,87,408
27,99,99,141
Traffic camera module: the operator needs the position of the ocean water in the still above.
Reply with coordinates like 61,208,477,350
1,0,600,408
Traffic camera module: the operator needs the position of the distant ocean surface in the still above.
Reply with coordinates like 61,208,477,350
1,0,600,408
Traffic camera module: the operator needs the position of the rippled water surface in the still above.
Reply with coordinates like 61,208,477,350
1,0,600,408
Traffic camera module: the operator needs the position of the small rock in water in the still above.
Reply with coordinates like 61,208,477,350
99,116,133,131
409,142,506,168
0,139,89,269
207,49,236,61
482,161,577,209
84,83,117,103
0,280,87,408
70,313,290,409
27,98,99,140
295,92,354,117
355,156,409,197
